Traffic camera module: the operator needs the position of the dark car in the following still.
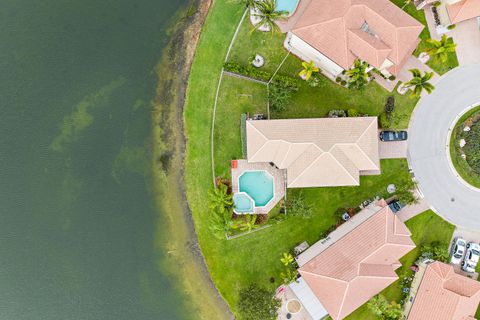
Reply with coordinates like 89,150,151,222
388,200,405,214
379,130,408,142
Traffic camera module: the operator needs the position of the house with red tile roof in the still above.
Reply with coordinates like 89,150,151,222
421,0,480,32
294,200,416,320
405,261,480,320
282,0,424,78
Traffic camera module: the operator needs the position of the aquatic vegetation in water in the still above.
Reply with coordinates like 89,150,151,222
50,77,126,152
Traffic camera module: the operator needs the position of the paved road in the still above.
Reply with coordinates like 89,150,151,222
408,64,480,230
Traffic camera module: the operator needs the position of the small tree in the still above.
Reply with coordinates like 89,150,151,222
288,192,312,218
268,82,293,112
298,60,319,81
280,267,298,284
368,295,402,320
425,34,457,63
280,252,294,266
396,180,418,205
403,69,435,98
346,59,369,89
208,183,233,214
209,211,234,239
238,284,280,320
251,0,288,34
384,96,395,115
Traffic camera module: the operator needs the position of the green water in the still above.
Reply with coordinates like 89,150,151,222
0,1,195,319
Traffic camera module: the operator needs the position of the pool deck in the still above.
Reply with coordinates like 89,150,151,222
232,160,286,214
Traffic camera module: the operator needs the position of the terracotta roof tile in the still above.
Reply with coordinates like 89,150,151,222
289,0,424,75
299,206,415,320
246,117,379,188
407,261,480,320
447,0,480,24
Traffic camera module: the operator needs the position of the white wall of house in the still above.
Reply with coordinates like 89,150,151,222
284,32,344,77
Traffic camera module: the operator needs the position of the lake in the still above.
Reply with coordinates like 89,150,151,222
0,0,210,319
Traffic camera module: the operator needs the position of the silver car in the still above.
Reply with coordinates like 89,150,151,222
450,238,466,265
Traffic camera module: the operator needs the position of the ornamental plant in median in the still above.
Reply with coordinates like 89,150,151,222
403,69,435,98
346,59,369,90
250,0,288,34
464,119,480,172
425,34,457,63
298,60,319,81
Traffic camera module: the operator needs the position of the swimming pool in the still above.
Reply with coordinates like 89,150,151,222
234,192,255,214
276,0,300,16
239,170,274,207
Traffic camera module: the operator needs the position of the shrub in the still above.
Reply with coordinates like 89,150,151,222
448,24,456,30
464,119,480,173
269,82,293,112
368,295,402,319
388,75,396,81
237,285,280,320
379,112,391,128
347,108,359,117
340,80,347,86
328,109,347,118
384,96,395,115
335,76,341,83
434,0,441,7
287,192,312,218
307,74,326,88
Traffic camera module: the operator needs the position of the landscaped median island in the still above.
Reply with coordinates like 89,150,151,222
184,0,461,319
449,105,480,189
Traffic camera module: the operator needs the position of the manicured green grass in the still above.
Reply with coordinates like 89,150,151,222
184,1,454,319
449,106,480,188
213,75,268,178
389,0,459,75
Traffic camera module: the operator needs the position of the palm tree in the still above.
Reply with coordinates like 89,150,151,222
251,0,288,34
233,214,258,232
209,211,234,239
403,69,435,98
346,59,369,89
208,183,233,214
243,0,259,9
280,252,294,266
425,34,457,63
401,0,412,9
298,61,319,81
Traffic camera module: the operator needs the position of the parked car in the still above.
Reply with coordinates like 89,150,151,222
462,243,480,273
388,200,405,214
379,130,408,142
450,237,466,265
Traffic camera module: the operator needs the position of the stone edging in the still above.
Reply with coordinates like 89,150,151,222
445,102,480,192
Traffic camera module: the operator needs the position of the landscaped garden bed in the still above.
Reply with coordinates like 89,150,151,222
449,105,480,188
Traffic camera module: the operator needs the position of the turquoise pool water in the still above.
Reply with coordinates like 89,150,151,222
239,171,274,207
276,0,300,15
234,193,255,214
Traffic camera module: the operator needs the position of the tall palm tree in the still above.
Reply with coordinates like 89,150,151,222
403,69,435,98
298,60,319,81
346,59,369,89
251,0,288,34
425,34,457,63
208,183,233,214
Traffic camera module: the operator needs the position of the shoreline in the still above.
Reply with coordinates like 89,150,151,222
151,0,232,319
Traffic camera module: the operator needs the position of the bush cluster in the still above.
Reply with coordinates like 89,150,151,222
464,119,480,173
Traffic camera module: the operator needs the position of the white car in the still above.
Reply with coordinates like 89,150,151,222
450,238,466,265
462,243,480,273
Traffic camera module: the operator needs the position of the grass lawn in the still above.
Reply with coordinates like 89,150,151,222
449,105,480,188
185,1,455,319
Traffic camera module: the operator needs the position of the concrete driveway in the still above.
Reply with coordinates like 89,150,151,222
408,64,480,231
450,19,480,66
